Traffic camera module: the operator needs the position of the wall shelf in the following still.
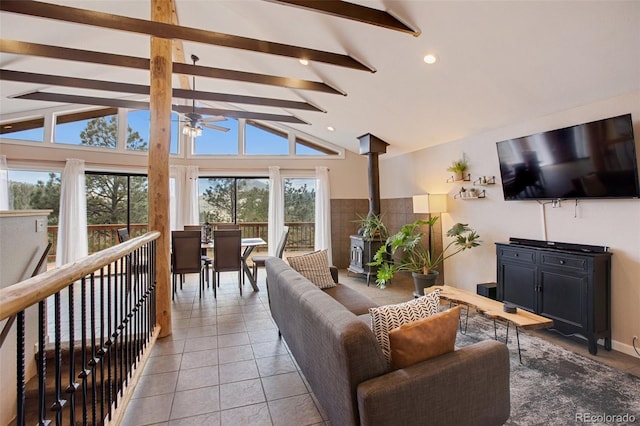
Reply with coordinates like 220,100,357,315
454,189,486,199
446,173,471,183
473,176,495,186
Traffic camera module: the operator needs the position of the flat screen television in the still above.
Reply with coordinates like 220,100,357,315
496,113,640,200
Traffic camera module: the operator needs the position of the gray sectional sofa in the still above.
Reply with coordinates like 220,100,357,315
265,257,511,426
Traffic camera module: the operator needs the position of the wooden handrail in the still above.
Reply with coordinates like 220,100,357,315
0,231,160,321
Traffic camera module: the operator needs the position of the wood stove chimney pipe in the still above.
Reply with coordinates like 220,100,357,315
358,133,389,217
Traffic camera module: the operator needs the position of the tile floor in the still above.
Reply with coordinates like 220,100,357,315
121,269,640,426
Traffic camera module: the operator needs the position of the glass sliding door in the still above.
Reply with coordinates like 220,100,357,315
85,172,148,252
198,177,269,240
284,178,316,254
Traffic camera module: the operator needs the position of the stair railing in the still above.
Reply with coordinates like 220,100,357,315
0,231,160,426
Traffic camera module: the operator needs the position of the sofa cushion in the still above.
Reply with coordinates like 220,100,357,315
389,306,460,369
287,250,336,289
369,290,440,363
323,284,378,315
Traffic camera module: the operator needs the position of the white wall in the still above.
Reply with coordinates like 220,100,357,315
379,91,640,357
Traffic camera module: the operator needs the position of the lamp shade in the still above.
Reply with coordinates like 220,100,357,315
412,194,447,214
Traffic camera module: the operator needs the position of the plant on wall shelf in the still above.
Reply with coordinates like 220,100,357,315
369,217,481,290
447,154,469,180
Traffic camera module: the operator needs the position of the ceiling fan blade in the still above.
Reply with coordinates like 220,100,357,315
202,123,230,132
201,115,226,123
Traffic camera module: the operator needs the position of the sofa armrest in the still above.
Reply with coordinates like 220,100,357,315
356,340,510,426
330,266,339,283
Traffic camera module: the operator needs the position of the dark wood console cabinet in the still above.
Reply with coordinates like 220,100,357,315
348,235,385,286
496,242,612,355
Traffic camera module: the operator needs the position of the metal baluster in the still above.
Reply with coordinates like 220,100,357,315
115,256,123,406
37,300,51,426
98,266,106,423
50,292,66,424
16,311,26,426
66,283,78,424
79,278,89,425
105,263,114,421
89,273,98,425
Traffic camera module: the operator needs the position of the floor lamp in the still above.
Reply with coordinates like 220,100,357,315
412,194,448,254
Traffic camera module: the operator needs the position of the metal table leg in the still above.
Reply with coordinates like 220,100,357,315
241,246,259,292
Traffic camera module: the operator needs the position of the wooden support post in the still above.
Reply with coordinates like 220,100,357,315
149,0,172,337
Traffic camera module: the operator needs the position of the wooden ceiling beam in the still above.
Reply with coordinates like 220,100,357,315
0,40,344,95
0,0,374,72
12,91,310,124
0,70,325,111
265,0,420,36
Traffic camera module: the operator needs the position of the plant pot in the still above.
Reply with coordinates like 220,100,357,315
412,271,439,298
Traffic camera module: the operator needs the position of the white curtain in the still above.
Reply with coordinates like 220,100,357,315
268,166,284,256
0,155,8,210
314,166,332,264
56,159,88,266
170,165,200,230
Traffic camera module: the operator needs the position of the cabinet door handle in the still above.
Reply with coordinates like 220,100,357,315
559,260,565,265
514,253,519,257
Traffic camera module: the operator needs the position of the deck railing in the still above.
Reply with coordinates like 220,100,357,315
0,232,160,425
46,222,314,261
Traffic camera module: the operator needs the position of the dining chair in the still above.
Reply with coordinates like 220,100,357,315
213,229,243,295
251,226,289,284
171,230,213,300
117,227,130,243
117,227,149,281
215,223,240,230
184,224,213,287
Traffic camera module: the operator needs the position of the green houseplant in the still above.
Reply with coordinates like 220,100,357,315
447,154,469,180
354,213,388,240
369,217,481,293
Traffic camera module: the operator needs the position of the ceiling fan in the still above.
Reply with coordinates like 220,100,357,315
180,54,229,137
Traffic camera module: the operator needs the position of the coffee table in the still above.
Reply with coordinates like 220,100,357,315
429,285,553,362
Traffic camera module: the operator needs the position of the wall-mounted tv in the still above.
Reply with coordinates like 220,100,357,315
496,114,640,200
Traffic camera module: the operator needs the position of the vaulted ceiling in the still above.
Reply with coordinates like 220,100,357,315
1,0,639,156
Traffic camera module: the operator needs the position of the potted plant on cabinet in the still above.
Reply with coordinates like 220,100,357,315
369,217,481,295
447,154,469,181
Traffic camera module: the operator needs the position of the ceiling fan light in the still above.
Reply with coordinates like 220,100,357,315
182,123,202,137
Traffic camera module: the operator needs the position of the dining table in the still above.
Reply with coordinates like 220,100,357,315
202,237,267,292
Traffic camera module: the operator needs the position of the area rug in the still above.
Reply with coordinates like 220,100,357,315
454,312,640,425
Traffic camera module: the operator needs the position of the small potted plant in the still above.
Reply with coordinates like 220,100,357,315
354,212,388,241
447,154,469,181
369,217,481,295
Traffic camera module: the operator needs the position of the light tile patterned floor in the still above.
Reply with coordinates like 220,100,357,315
121,270,331,426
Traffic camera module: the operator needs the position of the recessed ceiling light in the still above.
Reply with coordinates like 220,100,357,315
299,59,309,66
423,54,438,64
327,126,335,132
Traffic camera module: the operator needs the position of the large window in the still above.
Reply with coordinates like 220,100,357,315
198,177,269,238
7,170,61,224
1,117,45,142
284,178,316,250
55,108,119,147
245,121,288,155
86,172,148,251
127,109,179,154
193,118,239,155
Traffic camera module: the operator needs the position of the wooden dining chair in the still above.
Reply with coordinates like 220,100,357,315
251,226,289,284
171,230,213,299
215,223,240,230
184,224,213,287
213,229,243,294
117,227,130,243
